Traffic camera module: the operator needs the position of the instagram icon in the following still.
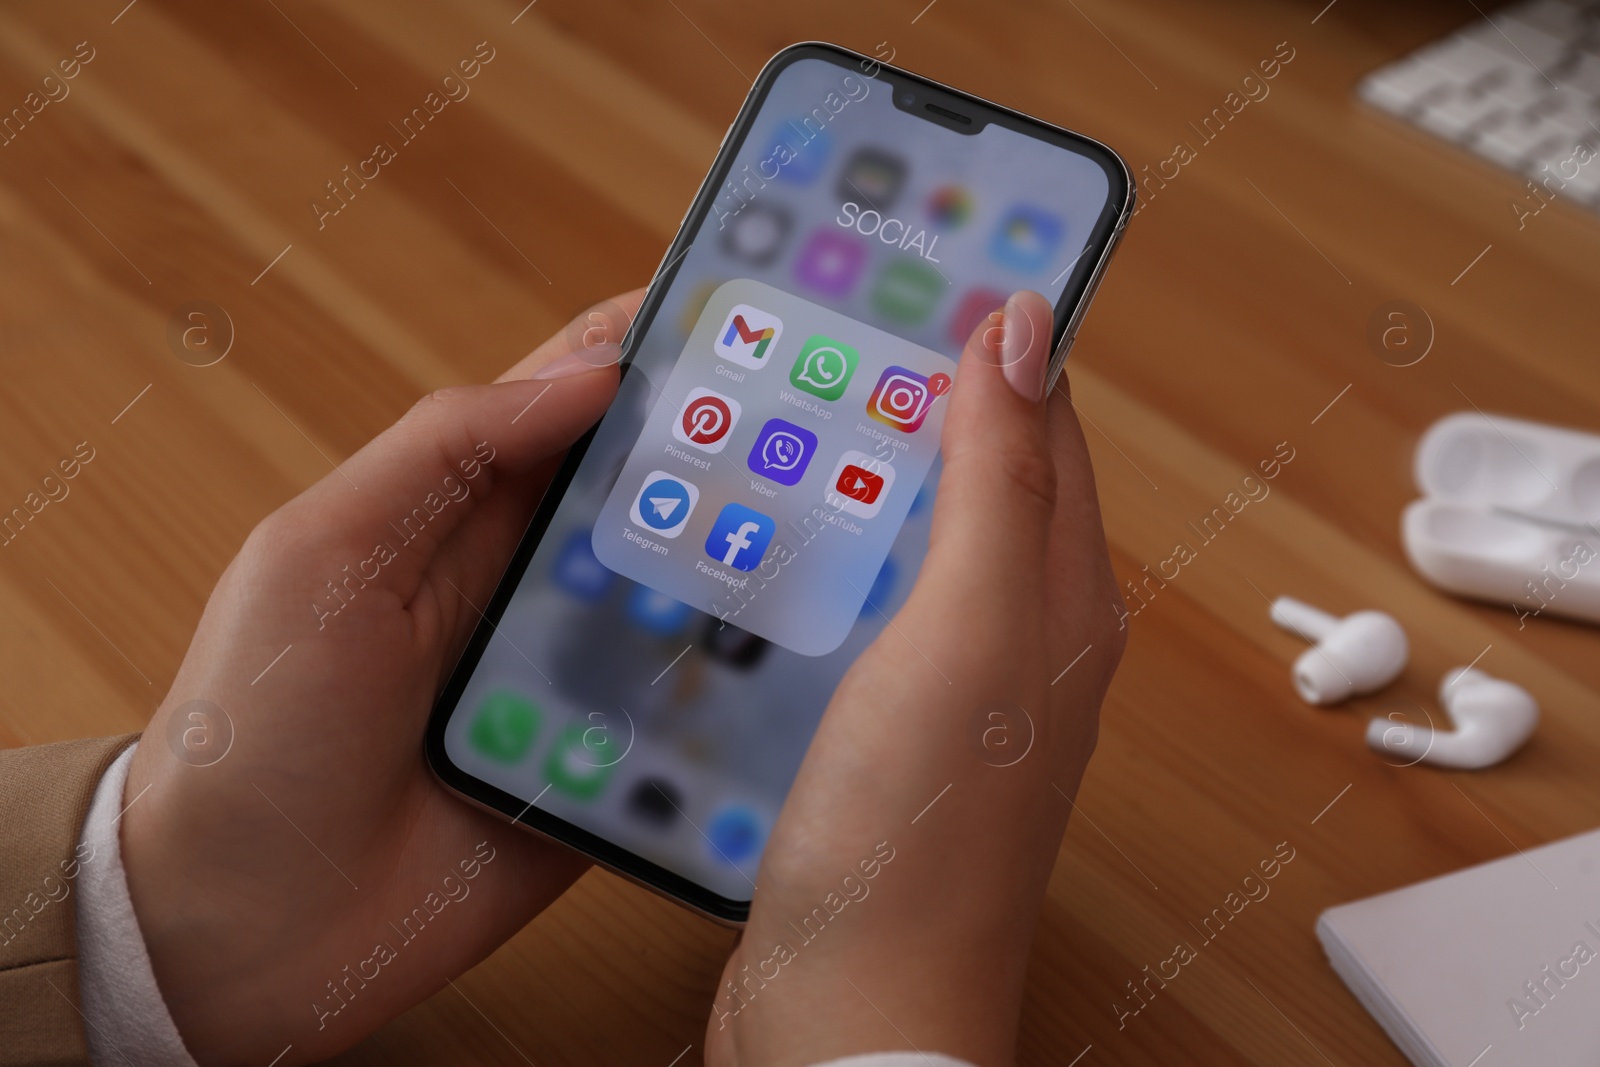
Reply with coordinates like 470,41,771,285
867,366,945,433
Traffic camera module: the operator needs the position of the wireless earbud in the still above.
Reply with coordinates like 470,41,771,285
1366,668,1538,770
1269,596,1409,706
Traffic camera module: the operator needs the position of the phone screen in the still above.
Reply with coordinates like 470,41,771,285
430,45,1128,917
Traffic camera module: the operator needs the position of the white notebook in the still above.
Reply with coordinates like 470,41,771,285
1317,829,1600,1067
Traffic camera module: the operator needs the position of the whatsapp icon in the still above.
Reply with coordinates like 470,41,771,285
788,335,860,402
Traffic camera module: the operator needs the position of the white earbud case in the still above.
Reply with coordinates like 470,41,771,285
1401,412,1600,624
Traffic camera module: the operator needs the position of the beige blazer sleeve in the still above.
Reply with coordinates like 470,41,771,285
0,734,139,1067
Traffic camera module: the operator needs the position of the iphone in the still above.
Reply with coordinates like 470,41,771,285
426,43,1133,923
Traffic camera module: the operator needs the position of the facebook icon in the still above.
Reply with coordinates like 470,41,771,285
704,502,776,572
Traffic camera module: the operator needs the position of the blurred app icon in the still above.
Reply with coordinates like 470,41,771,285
788,335,859,401
544,720,621,800
871,260,944,325
947,288,1006,349
699,616,769,668
552,529,614,600
678,280,723,337
629,471,699,538
747,418,818,486
766,121,832,184
627,778,684,827
826,450,895,520
837,147,907,211
990,205,1064,273
704,502,776,571
926,184,973,228
859,556,896,618
909,483,931,516
672,388,741,453
715,304,783,369
721,201,791,266
793,229,866,298
626,584,693,637
707,805,765,865
469,691,541,764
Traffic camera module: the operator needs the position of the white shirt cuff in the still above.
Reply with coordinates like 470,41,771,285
75,741,200,1067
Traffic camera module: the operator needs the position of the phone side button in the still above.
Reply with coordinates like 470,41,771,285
649,124,734,283
1047,334,1077,390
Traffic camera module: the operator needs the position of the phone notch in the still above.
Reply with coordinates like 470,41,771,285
891,81,987,135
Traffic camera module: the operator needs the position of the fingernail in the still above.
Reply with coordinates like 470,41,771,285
531,344,621,380
1000,296,1046,403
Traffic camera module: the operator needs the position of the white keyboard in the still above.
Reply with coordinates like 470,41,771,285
1359,0,1600,211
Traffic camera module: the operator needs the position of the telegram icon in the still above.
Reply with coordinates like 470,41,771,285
628,472,699,539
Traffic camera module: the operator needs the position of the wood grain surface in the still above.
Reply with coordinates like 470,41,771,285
3,0,1597,1063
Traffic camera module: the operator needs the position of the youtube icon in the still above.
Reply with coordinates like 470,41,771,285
836,465,883,504
826,450,896,519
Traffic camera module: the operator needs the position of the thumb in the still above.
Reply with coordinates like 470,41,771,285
265,361,619,598
919,290,1056,615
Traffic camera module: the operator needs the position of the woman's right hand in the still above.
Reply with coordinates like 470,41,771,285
707,290,1127,1067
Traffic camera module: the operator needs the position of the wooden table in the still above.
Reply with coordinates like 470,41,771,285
3,0,1596,1063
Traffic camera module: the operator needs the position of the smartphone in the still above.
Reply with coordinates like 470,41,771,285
425,42,1133,923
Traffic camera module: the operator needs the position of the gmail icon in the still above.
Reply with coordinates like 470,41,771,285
714,304,784,370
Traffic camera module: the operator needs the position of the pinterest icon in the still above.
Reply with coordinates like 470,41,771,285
671,387,741,453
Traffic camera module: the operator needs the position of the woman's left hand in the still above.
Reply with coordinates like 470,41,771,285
119,291,641,1066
